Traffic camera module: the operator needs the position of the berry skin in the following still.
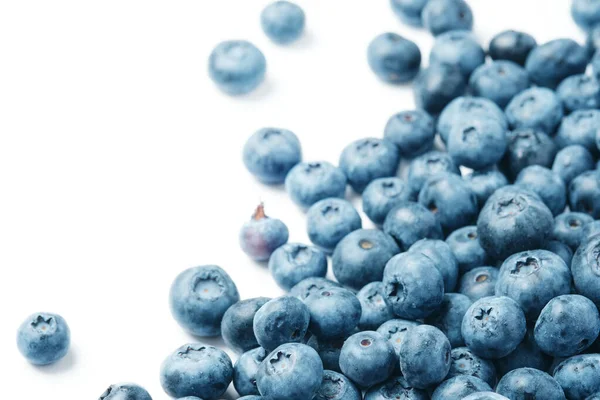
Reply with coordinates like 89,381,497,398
221,297,270,354
389,0,429,26
496,367,565,400
306,198,362,252
543,240,573,266
422,0,473,36
367,33,421,83
16,312,70,366
260,1,305,45
413,63,467,115
240,204,289,261
289,277,342,301
383,201,443,251
569,170,600,218
505,87,564,135
495,329,551,378
572,0,600,31
306,334,349,372
376,318,421,360
99,384,152,400
357,282,395,331
488,30,537,66
431,375,491,400
553,354,600,400
572,235,600,306
462,393,509,400
447,118,508,171
465,168,509,208
253,296,310,352
500,128,557,181
364,375,429,400
233,347,267,396
446,347,497,387
268,243,327,291
556,109,600,156
429,30,485,78
243,127,301,184
425,293,472,348
458,266,498,301
552,145,595,185
446,226,489,275
407,150,461,195
469,60,530,108
515,166,567,216
557,74,600,113
525,39,588,89
384,110,435,157
285,161,347,208
303,287,361,340
362,177,412,225
552,211,594,250
410,238,459,292
313,370,362,400
208,40,266,95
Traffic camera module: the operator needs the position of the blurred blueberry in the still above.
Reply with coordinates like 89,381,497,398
384,110,435,157
505,87,564,134
431,375,491,400
525,38,588,89
572,235,600,306
407,150,461,196
552,211,594,249
488,30,537,66
500,128,557,180
437,96,507,143
99,384,152,400
495,330,552,378
583,219,600,241
557,110,600,156
364,375,429,400
429,30,485,77
552,145,595,185
425,293,472,348
515,166,567,216
261,1,305,45
469,60,530,108
557,74,600,113
243,127,301,184
569,169,600,218
572,0,600,31
462,393,509,400
543,240,573,266
367,33,422,83
208,40,266,95
465,168,509,207
422,0,473,36
389,0,428,26
413,63,467,114
446,226,490,274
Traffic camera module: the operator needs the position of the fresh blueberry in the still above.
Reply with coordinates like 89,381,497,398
488,30,537,66
240,204,289,261
307,335,348,372
430,30,485,78
99,384,152,400
458,266,499,301
233,347,267,396
557,74,600,113
364,375,429,400
447,118,508,171
505,87,564,134
583,219,600,240
552,212,594,249
339,331,397,388
462,296,527,359
253,296,310,352
569,170,600,217
553,354,600,400
399,325,452,389
572,0,600,31
243,128,302,184
268,243,327,291
495,329,552,378
285,161,347,208
332,229,400,290
496,368,565,400
407,151,461,196
573,235,600,306
306,198,362,252
476,185,554,260
556,110,600,155
500,128,557,181
589,26,600,55
469,60,530,108
588,393,600,400
208,40,266,95
357,282,395,330
465,168,509,207
16,312,70,366
525,39,588,89
376,319,421,359
367,33,421,84
256,343,323,400
289,277,342,301
515,166,567,216
383,201,443,251
413,63,467,114
169,265,239,337
314,370,362,400
362,177,412,225
462,393,509,400
535,294,600,357
383,252,445,319
389,0,428,26
383,110,435,157
410,238,459,292
222,297,270,354
422,0,473,36
160,344,233,399
431,375,492,400
304,287,361,339
446,226,490,274
543,240,574,267
260,1,305,45
552,145,595,185
425,293,472,348
339,138,400,193
447,347,497,387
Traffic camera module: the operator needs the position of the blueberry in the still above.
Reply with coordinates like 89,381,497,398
422,0,473,36
505,87,564,134
413,63,467,115
476,185,554,260
552,212,594,249
306,334,348,372
289,277,342,301
500,128,557,180
357,282,395,330
169,265,239,337
243,128,302,184
553,354,600,400
462,296,527,359
238,397,262,400
208,40,266,95
99,384,152,400
525,39,588,89
557,110,600,156
253,296,310,352
430,30,485,78
159,344,233,399
362,177,413,225
376,319,421,359
333,229,399,290
339,138,400,193
573,235,600,306
407,151,461,195
399,325,452,389
285,161,347,208
383,251,445,319
534,294,600,357
465,168,509,207
240,204,289,261
16,312,70,366
589,393,600,400
497,368,565,400
495,329,552,378
233,347,267,396
488,30,537,66
458,266,499,301
221,297,270,354
256,343,323,400
543,240,574,267
593,50,600,80
367,33,422,83
569,170,600,217
552,145,595,185
313,370,362,400
589,26,600,56
447,347,497,387
583,219,600,241
389,0,429,26
304,287,361,339
410,239,459,292
306,198,362,252
515,166,567,216
446,226,490,274
260,1,305,45
447,118,508,171
364,375,429,400
425,293,472,348
383,110,435,157
469,60,530,108
268,243,327,291
462,393,509,400
431,375,491,400
557,74,600,113
339,331,397,388
383,201,443,251
572,0,600,31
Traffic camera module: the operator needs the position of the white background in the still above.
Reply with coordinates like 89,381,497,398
0,1,583,398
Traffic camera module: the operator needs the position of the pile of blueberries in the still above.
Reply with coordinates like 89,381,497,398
17,0,600,399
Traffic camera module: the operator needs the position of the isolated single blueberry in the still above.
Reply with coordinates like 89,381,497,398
16,312,70,366
260,1,305,45
208,40,266,95
239,204,289,261
556,109,600,155
285,161,347,208
465,168,509,207
500,128,557,180
367,33,422,83
569,170,600,217
447,118,507,171
496,368,565,400
383,201,443,251
407,150,461,195
446,226,490,274
233,347,267,396
376,318,421,359
469,60,530,108
339,331,397,388
431,375,491,400
268,243,327,291
552,145,595,185
253,296,310,352
383,110,435,157
553,354,600,400
99,384,152,400
422,0,473,36
447,347,497,387
413,63,467,114
362,177,412,225
458,266,499,301
304,287,361,339
389,0,429,26
222,297,270,354
525,38,588,89
425,293,472,348
364,375,429,400
313,370,362,400
505,87,564,134
557,74,600,113
357,282,395,331
515,166,567,216
306,198,362,252
488,30,537,66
